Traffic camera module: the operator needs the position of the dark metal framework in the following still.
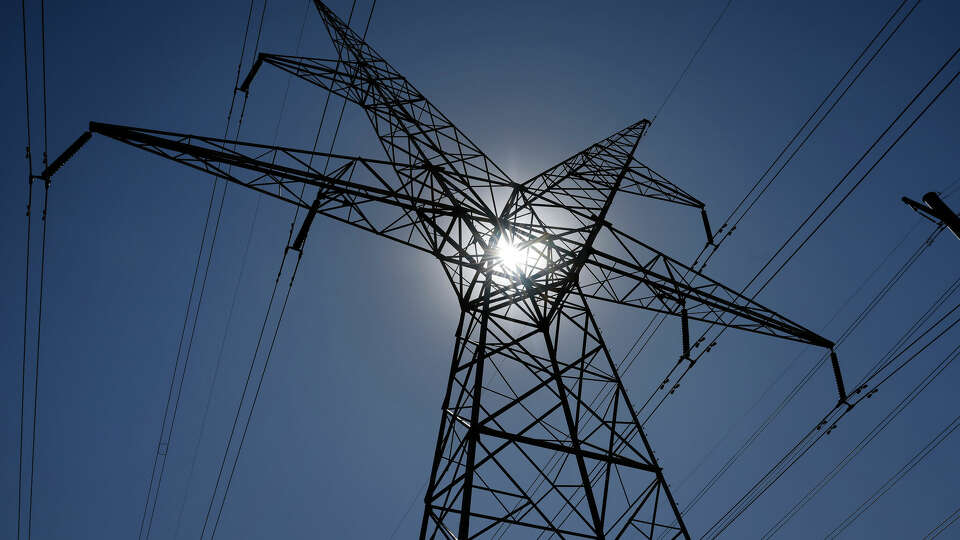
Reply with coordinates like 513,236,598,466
61,2,841,537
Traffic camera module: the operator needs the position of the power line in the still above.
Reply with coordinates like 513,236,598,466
754,46,960,294
624,0,920,425
826,408,960,538
18,0,34,536
698,0,918,270
388,480,427,539
503,218,936,538
200,3,378,536
136,2,264,537
25,1,53,538
703,299,960,538
496,62,944,528
664,225,944,532
209,251,304,539
923,503,960,539
764,337,960,537
642,35,960,427
27,178,50,540
653,0,733,122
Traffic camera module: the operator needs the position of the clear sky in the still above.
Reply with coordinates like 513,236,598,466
3,0,960,538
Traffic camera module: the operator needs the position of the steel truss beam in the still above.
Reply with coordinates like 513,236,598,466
69,2,842,538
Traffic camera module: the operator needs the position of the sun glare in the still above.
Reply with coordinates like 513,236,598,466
496,241,525,273
492,235,544,284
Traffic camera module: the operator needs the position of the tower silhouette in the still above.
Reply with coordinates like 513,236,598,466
61,2,843,537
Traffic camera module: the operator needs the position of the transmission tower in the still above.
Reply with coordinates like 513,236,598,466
51,2,844,537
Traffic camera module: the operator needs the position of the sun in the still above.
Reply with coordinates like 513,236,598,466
496,240,525,273
491,234,544,284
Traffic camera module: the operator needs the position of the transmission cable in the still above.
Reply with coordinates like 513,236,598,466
696,0,917,271
18,0,34,537
652,0,734,122
703,299,960,538
763,335,960,537
923,503,960,539
497,6,952,536
24,1,53,538
497,220,937,538
643,225,946,539
825,408,960,538
136,2,264,538
704,282,960,537
208,249,304,539
199,2,377,537
676,222,938,509
621,0,920,424
640,37,960,429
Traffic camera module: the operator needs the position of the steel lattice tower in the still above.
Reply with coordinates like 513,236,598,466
54,2,846,538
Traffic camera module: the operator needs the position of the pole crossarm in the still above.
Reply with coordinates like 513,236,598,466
581,223,833,348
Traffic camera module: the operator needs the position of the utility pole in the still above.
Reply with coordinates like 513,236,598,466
52,2,843,537
903,192,960,241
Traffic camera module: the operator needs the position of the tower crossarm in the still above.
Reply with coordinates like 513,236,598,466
502,118,715,245
581,222,834,348
88,122,494,262
241,1,516,223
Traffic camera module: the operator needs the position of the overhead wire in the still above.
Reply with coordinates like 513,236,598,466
27,182,49,540
199,2,378,536
668,220,936,513
208,251,304,538
136,1,264,537
696,0,917,272
26,1,52,538
923,503,960,539
763,336,960,537
703,297,960,538
652,0,734,122
492,3,927,535
621,0,920,426
18,0,34,537
825,407,960,538
171,0,267,533
660,172,954,519
646,224,946,539
640,34,960,430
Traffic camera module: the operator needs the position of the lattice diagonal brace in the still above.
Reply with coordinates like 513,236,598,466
51,2,847,538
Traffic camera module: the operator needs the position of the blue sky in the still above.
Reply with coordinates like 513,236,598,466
3,0,960,538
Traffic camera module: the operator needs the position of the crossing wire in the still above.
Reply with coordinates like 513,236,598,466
641,37,960,429
825,408,960,538
764,337,960,537
497,174,939,540
696,0,917,272
697,245,958,537
703,300,960,538
198,2,378,537
622,0,919,424
652,0,733,122
667,216,925,495
664,224,944,531
136,1,264,538
208,250,304,539
490,4,951,535
498,27,940,524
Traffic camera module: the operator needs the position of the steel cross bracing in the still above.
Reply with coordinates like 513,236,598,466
66,2,842,538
